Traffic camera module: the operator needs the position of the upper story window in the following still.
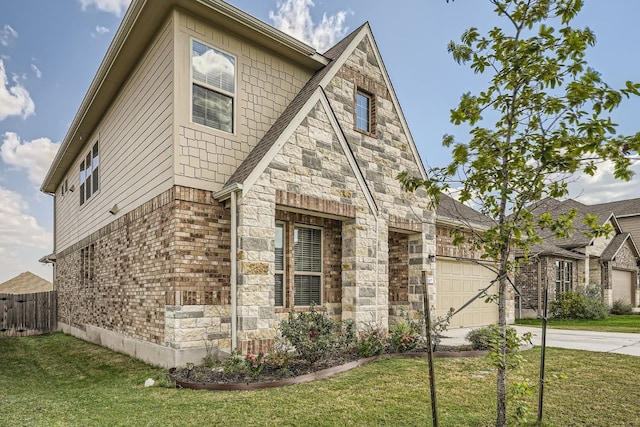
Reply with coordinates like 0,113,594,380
355,89,374,133
191,40,235,133
80,141,99,206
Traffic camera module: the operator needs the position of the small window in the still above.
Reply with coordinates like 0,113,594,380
80,141,99,206
192,40,235,133
356,90,372,132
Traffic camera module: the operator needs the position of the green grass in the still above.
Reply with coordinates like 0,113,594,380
515,314,640,333
2,333,640,426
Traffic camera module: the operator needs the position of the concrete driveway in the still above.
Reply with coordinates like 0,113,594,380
441,326,640,356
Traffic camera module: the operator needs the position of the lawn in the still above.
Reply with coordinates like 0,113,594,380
2,333,640,426
515,314,640,333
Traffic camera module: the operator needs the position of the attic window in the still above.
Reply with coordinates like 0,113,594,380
191,40,235,133
355,89,374,134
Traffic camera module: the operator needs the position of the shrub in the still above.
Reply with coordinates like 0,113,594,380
389,321,420,353
610,299,633,315
357,325,387,357
223,349,246,374
279,306,355,364
466,325,518,351
245,351,268,377
550,291,608,319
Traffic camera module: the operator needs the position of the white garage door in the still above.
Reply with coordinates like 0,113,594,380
436,258,499,328
612,269,633,304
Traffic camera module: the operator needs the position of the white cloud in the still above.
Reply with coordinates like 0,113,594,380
0,186,52,249
269,0,350,52
0,25,18,47
30,64,42,78
79,0,131,16
95,25,110,34
0,186,53,283
0,60,35,120
569,160,640,204
1,132,59,186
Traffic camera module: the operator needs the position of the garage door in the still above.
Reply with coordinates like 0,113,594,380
612,269,633,304
436,258,498,328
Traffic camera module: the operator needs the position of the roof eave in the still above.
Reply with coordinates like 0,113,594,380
41,0,328,194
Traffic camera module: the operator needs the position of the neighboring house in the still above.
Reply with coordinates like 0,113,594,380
434,194,514,328
515,198,640,318
0,272,53,294
591,197,640,246
40,0,440,367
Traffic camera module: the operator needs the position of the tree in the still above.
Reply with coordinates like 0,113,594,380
400,1,640,425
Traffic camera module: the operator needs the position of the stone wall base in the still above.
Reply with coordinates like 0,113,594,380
58,322,207,368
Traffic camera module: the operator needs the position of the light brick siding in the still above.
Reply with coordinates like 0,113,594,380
55,186,231,347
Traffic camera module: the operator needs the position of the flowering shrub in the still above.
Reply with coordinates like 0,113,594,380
357,325,387,357
279,305,355,364
245,351,268,377
389,321,419,353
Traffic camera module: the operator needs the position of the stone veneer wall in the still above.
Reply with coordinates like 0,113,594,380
603,241,640,306
55,186,232,351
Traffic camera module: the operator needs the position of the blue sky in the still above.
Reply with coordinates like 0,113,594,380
0,0,639,283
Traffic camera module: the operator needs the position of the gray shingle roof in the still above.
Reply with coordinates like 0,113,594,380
436,193,493,228
600,232,633,261
517,242,585,260
223,23,367,190
590,197,640,217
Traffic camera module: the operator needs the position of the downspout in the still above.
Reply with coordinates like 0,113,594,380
375,215,379,323
230,190,238,350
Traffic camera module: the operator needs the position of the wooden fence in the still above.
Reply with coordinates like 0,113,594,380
0,291,57,337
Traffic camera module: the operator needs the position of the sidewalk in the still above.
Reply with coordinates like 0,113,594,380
439,326,640,356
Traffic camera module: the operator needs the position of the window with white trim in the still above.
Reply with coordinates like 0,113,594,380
356,89,372,132
79,141,99,206
191,39,235,133
293,226,322,306
275,223,285,307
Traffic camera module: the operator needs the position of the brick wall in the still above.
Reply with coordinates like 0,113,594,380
55,186,231,347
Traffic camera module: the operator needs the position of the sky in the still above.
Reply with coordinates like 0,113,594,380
0,0,639,283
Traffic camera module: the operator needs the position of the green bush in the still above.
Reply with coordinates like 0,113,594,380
357,325,387,357
279,306,355,364
388,321,420,353
465,325,518,351
610,299,633,315
550,291,608,320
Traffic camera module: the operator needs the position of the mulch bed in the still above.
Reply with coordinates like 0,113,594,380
169,346,488,391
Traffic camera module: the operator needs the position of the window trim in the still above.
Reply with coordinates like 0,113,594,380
355,88,375,135
190,37,237,134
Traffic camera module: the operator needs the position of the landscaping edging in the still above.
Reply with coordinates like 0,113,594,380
169,350,489,391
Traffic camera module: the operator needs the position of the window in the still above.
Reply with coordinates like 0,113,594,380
275,223,285,307
81,243,96,286
293,226,322,306
356,90,372,132
192,40,235,132
79,141,99,206
555,260,572,294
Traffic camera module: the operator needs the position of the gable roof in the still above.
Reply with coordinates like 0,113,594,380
519,242,585,260
222,24,365,191
600,232,640,261
41,0,329,194
0,272,53,294
219,21,427,200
